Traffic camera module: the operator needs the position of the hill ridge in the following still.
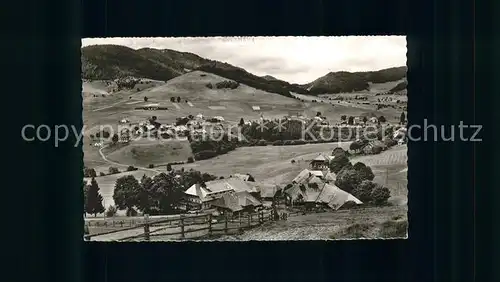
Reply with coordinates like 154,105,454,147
81,45,407,96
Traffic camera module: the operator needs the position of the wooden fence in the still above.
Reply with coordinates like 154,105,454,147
85,209,291,241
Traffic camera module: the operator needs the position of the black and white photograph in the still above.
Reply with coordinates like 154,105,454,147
81,36,408,241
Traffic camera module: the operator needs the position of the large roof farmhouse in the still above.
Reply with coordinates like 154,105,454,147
183,177,259,210
284,183,362,210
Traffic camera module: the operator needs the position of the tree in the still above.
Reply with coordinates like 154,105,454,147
371,184,391,205
144,97,148,102
400,112,406,124
329,155,350,173
84,167,97,178
351,180,376,203
187,157,194,163
239,118,245,126
332,147,347,158
85,177,105,217
166,164,172,171
334,165,360,193
113,175,140,212
362,116,368,124
112,133,119,143
177,96,181,103
352,162,375,181
348,116,354,125
341,115,347,121
378,116,386,123
137,175,155,215
316,111,322,117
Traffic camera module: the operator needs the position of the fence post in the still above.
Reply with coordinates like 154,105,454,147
143,214,150,241
208,214,212,237
260,210,264,224
180,215,185,239
224,214,228,234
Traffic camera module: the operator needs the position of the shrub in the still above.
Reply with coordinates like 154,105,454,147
108,167,120,175
257,140,267,146
187,157,194,163
372,145,383,154
148,164,155,168
166,164,172,171
205,83,213,89
291,159,296,164
126,166,137,172
99,172,106,177
105,205,118,217
144,97,148,102
272,140,283,146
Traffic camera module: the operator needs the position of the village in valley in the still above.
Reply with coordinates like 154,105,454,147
82,36,409,241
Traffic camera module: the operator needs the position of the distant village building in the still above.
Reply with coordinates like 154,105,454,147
309,154,334,170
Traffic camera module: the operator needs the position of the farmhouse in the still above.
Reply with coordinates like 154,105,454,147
292,169,327,185
284,183,362,210
310,154,334,169
183,177,258,210
252,106,261,111
209,191,262,216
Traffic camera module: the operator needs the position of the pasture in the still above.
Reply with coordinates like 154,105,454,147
217,205,408,240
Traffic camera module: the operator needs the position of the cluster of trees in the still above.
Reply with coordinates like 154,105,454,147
189,134,239,161
112,169,217,215
328,149,391,205
206,80,240,89
239,120,360,143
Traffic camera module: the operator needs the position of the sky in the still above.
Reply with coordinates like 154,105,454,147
81,36,406,84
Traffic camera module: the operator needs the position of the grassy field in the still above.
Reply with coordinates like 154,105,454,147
172,142,352,185
86,205,407,241
105,138,193,167
216,205,408,240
